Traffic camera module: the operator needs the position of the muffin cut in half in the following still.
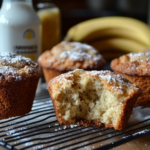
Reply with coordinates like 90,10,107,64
48,69,141,130
0,53,41,119
38,41,106,83
111,52,150,107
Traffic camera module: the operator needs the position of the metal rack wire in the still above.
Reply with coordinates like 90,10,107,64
0,88,150,150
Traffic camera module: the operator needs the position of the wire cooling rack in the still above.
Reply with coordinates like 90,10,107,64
0,86,150,150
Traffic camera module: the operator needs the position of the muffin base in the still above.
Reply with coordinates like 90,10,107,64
115,71,150,107
43,68,65,83
0,79,39,119
51,93,139,130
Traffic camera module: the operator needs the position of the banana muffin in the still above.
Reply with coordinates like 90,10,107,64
0,53,41,119
38,41,106,83
47,69,140,130
111,52,150,107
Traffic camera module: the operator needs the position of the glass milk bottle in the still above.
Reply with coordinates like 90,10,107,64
0,0,41,62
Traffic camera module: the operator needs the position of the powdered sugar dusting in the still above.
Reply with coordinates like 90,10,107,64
52,69,134,94
129,52,150,62
39,42,105,71
0,53,41,82
57,69,132,87
60,50,92,61
59,42,103,63
125,52,150,74
86,70,134,93
87,70,129,84
50,72,74,85
0,52,37,67
70,42,97,53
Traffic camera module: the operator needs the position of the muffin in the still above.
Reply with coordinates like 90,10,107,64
47,69,140,130
38,41,106,83
0,53,41,119
111,52,150,107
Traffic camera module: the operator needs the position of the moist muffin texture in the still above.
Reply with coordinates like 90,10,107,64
38,41,106,83
48,69,140,130
0,53,41,119
111,52,150,107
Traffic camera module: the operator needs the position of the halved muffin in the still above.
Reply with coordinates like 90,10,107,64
47,69,140,130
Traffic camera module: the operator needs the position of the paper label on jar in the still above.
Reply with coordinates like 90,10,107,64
0,25,41,62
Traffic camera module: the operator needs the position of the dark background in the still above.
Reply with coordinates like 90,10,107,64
0,0,149,36
36,0,149,36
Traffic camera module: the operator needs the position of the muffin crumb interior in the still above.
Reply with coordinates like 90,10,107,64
51,70,137,127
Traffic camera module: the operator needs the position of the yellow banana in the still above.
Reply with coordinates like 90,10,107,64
88,38,147,54
82,28,149,46
67,17,150,46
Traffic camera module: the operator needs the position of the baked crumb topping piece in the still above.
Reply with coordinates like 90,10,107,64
38,41,106,71
111,52,150,76
48,69,140,130
0,53,41,83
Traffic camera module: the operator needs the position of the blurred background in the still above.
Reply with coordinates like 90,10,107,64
33,0,149,36
0,0,150,59
0,0,149,37
0,0,149,40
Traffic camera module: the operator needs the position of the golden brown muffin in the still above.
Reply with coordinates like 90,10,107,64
0,53,41,119
38,41,106,83
111,52,150,107
47,69,140,130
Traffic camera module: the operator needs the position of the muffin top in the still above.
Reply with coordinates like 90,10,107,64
0,53,41,84
111,52,150,76
38,41,106,71
48,69,140,96
144,47,150,53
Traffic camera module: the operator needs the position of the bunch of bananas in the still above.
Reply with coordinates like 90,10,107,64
65,16,150,60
